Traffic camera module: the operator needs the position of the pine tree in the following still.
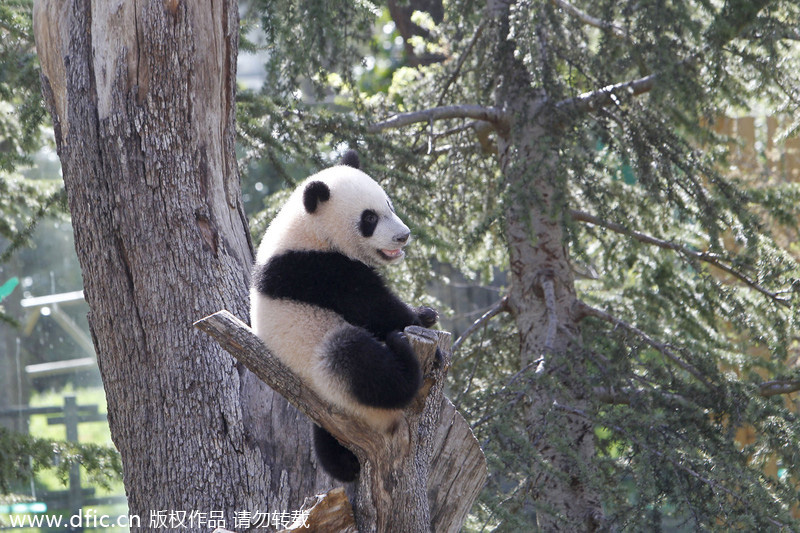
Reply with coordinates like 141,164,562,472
245,0,800,529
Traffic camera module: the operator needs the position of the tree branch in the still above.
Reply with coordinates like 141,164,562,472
367,105,509,133
452,296,509,353
575,301,714,390
540,276,558,352
595,380,800,405
556,72,658,116
759,379,800,397
436,20,487,108
550,0,628,39
218,487,357,532
592,386,689,406
194,310,486,533
555,0,774,118
279,488,357,532
570,209,791,307
194,312,360,435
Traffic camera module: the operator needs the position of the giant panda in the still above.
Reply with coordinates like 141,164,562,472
250,150,438,482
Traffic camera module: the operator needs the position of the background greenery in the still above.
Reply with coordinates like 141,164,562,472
239,0,800,530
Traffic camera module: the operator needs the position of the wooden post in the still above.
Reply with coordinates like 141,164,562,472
63,395,83,532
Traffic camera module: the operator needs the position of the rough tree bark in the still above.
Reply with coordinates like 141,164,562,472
32,0,332,527
498,114,602,531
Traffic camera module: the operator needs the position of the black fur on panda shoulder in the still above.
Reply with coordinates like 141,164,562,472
255,250,435,339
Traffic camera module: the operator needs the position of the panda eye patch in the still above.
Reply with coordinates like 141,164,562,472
359,210,379,237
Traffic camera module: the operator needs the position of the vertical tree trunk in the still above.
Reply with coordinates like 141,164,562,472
491,2,603,529
499,122,603,531
33,0,331,527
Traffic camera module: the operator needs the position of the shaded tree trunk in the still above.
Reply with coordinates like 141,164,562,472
499,118,602,531
33,0,331,527
491,2,603,530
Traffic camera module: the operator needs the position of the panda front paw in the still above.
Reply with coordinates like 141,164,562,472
414,306,439,328
385,330,412,353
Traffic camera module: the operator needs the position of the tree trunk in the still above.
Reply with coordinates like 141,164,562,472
491,2,604,530
33,0,331,527
499,117,603,532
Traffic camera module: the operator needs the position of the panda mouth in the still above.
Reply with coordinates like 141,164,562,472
378,248,405,261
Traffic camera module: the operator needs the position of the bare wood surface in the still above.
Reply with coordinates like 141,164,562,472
280,487,357,533
213,486,358,533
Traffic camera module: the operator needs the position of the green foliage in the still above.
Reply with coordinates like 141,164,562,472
0,0,47,172
244,0,800,529
0,0,65,253
0,178,66,265
0,1,66,324
248,0,378,99
0,426,122,496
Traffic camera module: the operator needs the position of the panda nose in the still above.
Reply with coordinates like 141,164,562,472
394,231,411,244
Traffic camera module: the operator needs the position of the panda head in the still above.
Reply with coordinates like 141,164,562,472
299,151,411,267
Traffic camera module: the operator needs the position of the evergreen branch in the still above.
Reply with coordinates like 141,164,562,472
592,386,689,406
555,0,774,118
575,301,714,390
704,0,772,48
452,296,509,353
556,402,789,530
436,20,487,107
595,380,800,403
0,17,32,42
0,188,67,264
472,357,544,429
550,0,628,39
759,379,800,397
555,72,658,115
570,209,790,307
367,105,509,133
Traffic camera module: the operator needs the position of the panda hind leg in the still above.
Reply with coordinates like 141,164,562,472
324,325,422,410
313,424,359,482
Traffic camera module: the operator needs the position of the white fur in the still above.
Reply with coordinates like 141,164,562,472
255,165,410,267
251,165,410,432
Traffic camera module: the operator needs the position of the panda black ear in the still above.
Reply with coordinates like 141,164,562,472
341,150,360,169
303,181,330,214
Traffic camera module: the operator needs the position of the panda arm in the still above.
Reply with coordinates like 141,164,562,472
254,251,425,338
325,327,422,409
